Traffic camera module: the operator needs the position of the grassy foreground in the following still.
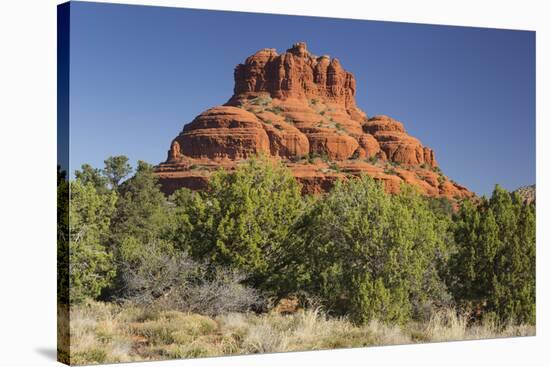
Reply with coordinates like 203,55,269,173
60,301,534,365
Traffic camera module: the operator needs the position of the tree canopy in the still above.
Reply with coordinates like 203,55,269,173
62,157,536,327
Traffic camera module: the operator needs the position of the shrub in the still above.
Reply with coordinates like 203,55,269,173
118,240,261,316
69,180,118,303
179,156,305,289
250,96,272,106
307,152,320,164
449,186,536,324
108,161,174,262
427,197,454,217
280,177,450,325
329,162,340,172
266,106,283,115
368,155,378,164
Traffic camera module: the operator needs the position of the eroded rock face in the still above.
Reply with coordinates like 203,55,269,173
363,115,438,166
173,106,271,160
231,43,361,114
155,42,473,200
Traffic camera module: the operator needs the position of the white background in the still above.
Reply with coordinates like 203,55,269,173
0,0,547,365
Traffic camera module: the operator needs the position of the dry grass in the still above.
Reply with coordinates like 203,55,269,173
62,301,534,365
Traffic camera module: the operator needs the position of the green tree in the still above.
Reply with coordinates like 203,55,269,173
179,156,305,287
282,176,450,324
75,163,108,193
449,185,536,324
69,179,117,303
427,196,454,217
169,187,195,251
103,155,132,190
109,160,173,251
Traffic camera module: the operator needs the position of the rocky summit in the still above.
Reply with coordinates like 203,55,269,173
155,42,473,199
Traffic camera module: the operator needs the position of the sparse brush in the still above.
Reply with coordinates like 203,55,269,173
250,96,272,106
68,301,534,364
118,242,262,316
266,106,283,114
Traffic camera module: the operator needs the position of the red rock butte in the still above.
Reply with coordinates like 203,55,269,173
155,42,473,199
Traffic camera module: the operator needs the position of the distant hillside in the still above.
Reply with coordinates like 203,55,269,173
513,185,536,204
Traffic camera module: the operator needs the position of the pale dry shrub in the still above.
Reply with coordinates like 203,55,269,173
423,307,469,341
69,301,137,365
119,247,262,316
160,269,261,316
364,319,412,346
414,307,535,342
500,323,535,337
241,317,290,353
57,304,71,363
129,313,217,345
218,308,403,353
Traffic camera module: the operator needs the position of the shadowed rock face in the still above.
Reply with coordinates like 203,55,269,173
155,42,473,200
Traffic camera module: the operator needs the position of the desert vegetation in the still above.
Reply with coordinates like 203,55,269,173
58,155,535,364
65,300,533,364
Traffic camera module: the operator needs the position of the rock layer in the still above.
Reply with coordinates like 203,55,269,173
155,42,473,200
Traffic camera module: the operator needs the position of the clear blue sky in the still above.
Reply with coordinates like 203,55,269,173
67,1,535,196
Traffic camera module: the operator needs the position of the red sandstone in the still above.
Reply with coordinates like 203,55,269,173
155,42,473,200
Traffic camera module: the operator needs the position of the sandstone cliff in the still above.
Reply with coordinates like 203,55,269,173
155,42,473,199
